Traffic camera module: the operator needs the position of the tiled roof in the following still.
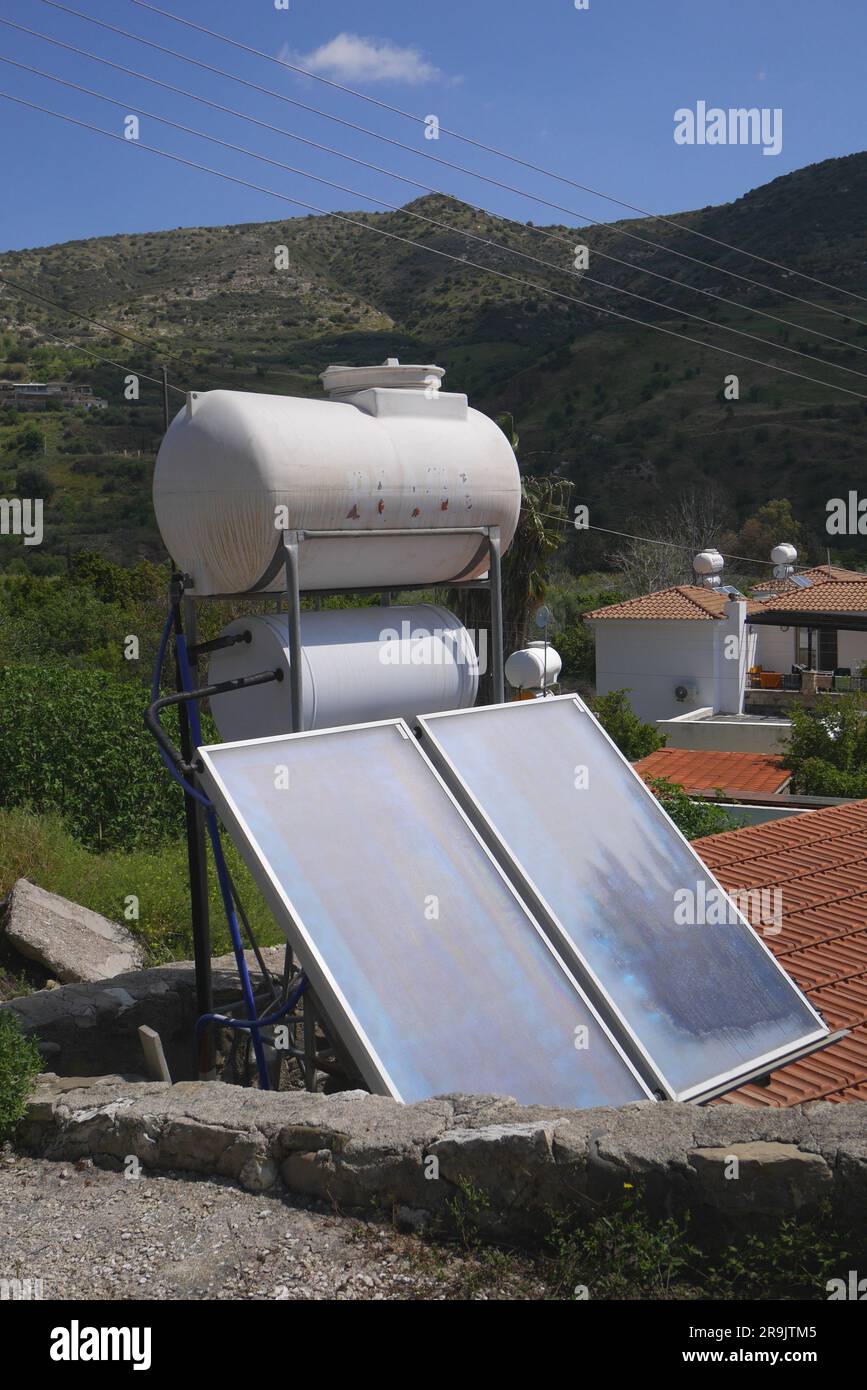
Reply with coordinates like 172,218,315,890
634,748,790,797
754,565,863,594
756,580,867,615
695,801,867,1106
584,585,765,621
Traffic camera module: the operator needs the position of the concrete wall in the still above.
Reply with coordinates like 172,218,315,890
657,710,792,752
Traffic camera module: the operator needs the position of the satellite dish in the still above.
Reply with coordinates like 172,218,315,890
535,605,552,629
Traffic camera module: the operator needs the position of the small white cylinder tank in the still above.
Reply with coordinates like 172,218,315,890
692,549,724,576
770,543,798,566
153,365,521,595
505,642,563,691
208,604,479,741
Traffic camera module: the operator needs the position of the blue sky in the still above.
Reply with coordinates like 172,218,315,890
0,0,864,252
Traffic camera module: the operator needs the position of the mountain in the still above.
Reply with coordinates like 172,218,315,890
2,151,867,572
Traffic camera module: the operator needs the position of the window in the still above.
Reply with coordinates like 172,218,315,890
796,627,838,670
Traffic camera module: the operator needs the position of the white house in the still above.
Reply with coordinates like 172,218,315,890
584,584,760,723
585,564,867,727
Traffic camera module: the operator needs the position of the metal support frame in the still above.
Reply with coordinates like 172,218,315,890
174,593,215,1079
164,523,507,1090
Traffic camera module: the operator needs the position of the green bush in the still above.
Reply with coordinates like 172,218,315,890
0,664,216,851
0,1010,41,1142
646,776,740,840
591,688,666,760
781,695,867,797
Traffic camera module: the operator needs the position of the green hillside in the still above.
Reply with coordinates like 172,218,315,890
3,150,867,574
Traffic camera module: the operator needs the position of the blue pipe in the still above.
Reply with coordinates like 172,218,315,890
151,606,213,809
151,602,272,1089
195,972,308,1039
173,629,272,1090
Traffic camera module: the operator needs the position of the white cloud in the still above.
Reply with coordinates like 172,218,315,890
283,33,445,85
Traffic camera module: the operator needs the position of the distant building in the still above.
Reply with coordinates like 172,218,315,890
584,569,867,732
0,381,107,411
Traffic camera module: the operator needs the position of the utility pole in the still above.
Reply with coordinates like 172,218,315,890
161,364,170,434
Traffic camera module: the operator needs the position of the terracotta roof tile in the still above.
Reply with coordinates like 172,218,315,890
634,748,790,797
695,800,867,1106
584,584,765,621
754,565,863,594
757,579,867,614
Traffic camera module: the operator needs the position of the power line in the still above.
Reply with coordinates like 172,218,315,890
535,511,783,569
9,57,867,389
5,19,866,363
32,2,867,331
120,0,867,312
0,269,188,367
5,90,867,406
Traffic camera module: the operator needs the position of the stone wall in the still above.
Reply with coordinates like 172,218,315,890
1,951,285,1081
19,1075,867,1246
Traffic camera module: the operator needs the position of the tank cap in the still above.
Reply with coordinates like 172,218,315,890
320,360,445,396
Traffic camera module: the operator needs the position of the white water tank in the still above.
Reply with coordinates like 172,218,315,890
693,549,724,577
153,362,521,595
207,604,478,741
770,543,798,566
505,642,563,691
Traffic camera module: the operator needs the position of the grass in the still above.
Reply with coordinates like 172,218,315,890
0,805,283,977
400,1186,860,1301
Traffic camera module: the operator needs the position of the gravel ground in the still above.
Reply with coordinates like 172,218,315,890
0,1151,548,1301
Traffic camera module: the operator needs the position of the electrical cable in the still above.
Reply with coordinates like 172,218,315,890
5,90,866,404
31,2,867,328
5,18,866,359
6,54,867,387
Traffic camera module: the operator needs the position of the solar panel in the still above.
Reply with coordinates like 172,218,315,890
417,697,828,1101
197,720,651,1108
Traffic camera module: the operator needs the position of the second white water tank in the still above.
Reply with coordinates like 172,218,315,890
208,604,479,741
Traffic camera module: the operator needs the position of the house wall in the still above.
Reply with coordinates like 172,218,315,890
592,602,751,723
591,619,722,722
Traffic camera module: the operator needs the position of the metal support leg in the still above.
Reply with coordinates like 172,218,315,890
281,530,304,733
488,526,505,704
177,595,215,1079
303,992,317,1091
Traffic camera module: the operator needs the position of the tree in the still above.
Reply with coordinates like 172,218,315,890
780,695,867,797
610,485,733,596
15,465,54,503
448,414,571,694
15,425,42,458
591,689,666,760
720,498,807,568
